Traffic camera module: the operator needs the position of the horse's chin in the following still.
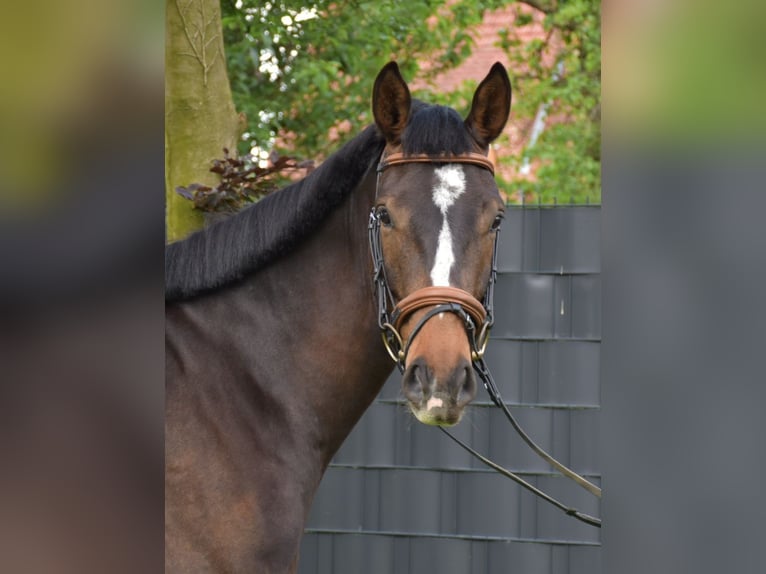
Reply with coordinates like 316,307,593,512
409,404,464,427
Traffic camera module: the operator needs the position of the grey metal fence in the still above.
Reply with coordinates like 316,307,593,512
300,206,601,574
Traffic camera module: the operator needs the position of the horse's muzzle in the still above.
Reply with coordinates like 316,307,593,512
402,357,477,426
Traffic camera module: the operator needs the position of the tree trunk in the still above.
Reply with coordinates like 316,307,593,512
165,0,245,242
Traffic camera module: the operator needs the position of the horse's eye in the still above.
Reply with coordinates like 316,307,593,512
491,213,504,231
377,207,392,227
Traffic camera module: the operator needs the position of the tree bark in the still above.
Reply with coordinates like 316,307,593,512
165,0,245,242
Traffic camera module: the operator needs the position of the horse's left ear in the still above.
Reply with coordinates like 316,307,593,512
465,62,512,147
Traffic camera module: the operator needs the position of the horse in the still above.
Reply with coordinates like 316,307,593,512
165,61,511,573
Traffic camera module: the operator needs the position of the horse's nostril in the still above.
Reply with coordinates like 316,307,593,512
455,364,477,407
403,360,429,403
463,367,473,393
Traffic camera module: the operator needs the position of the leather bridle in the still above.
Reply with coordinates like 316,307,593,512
368,151,603,528
368,151,498,373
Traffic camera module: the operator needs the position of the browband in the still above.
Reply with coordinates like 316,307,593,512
377,152,495,175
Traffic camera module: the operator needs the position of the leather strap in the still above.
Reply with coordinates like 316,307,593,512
378,152,495,175
392,286,486,332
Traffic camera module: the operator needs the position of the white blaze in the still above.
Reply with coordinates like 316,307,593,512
430,165,466,286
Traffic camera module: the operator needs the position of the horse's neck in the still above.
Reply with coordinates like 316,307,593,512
166,168,394,572
245,168,393,460
167,168,392,469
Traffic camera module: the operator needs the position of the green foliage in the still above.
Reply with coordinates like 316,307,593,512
221,0,484,159
220,0,601,203
501,0,601,203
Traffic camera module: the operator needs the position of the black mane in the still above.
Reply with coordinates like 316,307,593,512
165,101,472,301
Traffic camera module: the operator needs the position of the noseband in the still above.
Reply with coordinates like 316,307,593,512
368,152,499,372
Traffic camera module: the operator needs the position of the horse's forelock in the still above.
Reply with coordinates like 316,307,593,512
401,102,473,156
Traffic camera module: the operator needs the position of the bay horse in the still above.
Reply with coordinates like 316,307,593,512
166,61,511,573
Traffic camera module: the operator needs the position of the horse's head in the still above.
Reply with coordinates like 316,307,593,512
370,62,511,426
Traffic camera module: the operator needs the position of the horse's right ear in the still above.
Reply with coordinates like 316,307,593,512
372,62,411,144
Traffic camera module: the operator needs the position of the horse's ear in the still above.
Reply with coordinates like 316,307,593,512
465,62,512,147
372,61,411,144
